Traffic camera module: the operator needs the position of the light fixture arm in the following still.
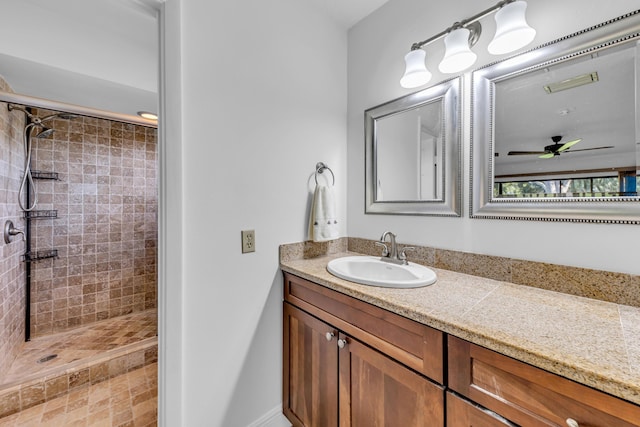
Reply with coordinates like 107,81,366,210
409,0,514,51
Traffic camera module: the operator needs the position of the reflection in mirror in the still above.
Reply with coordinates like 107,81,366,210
471,10,640,223
376,99,442,201
365,78,461,216
494,39,637,199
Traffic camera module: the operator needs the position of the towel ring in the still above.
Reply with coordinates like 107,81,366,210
315,162,335,186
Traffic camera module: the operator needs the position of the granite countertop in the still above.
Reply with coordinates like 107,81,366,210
280,251,640,406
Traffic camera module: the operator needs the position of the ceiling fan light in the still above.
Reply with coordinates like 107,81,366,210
439,27,478,73
488,0,536,55
400,49,432,88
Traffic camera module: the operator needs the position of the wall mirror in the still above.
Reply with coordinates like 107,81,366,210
471,10,640,223
365,77,461,216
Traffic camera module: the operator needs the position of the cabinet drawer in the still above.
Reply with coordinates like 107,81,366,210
446,392,515,427
284,272,443,383
448,336,640,427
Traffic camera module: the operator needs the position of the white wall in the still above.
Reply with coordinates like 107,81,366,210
348,0,640,275
0,0,158,117
162,0,347,425
0,0,157,93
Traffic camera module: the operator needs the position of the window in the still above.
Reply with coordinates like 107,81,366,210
494,174,638,198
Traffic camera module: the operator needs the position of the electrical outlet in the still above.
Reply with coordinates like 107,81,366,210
241,229,255,253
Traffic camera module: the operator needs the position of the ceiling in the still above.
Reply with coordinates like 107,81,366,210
0,0,389,118
314,0,390,28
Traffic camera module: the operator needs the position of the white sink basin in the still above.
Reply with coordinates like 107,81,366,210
327,256,437,288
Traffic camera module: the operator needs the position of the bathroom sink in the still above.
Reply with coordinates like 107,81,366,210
327,256,437,288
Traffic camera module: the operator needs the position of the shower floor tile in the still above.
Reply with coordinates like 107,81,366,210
2,309,157,387
0,362,157,426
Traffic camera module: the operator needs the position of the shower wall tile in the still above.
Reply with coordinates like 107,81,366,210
29,110,157,337
0,80,27,378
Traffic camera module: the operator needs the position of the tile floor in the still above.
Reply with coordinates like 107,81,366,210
0,310,158,425
2,310,157,387
0,363,157,426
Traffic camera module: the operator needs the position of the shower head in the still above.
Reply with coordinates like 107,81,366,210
34,127,55,138
8,104,79,123
57,113,79,120
40,112,79,123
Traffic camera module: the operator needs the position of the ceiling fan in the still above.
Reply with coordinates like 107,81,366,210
507,135,614,159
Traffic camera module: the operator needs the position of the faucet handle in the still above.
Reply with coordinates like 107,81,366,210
398,246,415,262
374,241,389,257
4,220,25,244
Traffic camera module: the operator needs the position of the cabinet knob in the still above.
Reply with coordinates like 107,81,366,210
566,419,579,427
337,338,347,349
325,332,335,341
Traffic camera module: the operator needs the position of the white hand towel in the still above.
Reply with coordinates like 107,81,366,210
309,184,339,242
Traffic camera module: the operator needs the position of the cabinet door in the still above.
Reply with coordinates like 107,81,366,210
284,303,339,427
339,333,444,427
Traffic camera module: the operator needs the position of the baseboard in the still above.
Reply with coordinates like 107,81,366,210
247,405,291,427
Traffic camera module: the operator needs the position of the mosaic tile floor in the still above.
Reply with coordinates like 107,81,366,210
0,362,157,427
2,310,157,387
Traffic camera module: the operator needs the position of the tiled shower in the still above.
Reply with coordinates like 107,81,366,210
0,75,158,420
28,108,157,337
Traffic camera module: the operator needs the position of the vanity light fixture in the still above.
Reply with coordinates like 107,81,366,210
400,0,536,88
439,24,480,74
400,49,432,89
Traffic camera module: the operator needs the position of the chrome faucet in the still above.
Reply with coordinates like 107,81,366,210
379,231,398,259
376,231,414,265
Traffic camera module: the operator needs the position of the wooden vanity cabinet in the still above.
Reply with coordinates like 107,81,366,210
283,273,445,427
284,272,640,427
448,335,640,427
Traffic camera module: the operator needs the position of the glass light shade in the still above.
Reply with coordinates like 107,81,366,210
438,28,477,73
400,49,432,88
488,0,536,55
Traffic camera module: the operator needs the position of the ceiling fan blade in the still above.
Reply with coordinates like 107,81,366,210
563,145,614,153
556,138,582,152
539,153,555,159
508,151,547,155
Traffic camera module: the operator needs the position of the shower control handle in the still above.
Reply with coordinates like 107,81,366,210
4,220,25,244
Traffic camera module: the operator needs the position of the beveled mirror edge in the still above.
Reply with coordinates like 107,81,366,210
470,9,640,224
365,77,462,216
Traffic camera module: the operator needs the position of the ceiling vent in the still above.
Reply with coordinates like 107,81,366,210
544,72,599,93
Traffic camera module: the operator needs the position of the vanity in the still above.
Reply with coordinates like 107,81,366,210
280,243,640,427
282,8,640,427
